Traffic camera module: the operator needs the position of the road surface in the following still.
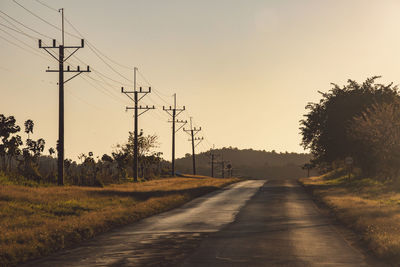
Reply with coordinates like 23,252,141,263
22,179,382,266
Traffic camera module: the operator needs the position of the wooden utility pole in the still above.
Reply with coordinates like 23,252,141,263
122,67,155,182
183,117,202,175
163,94,186,176
209,145,216,177
39,8,90,185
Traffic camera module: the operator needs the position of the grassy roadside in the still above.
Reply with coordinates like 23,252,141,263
0,176,239,266
299,170,400,264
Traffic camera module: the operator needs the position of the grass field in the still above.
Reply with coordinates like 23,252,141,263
299,170,400,264
0,176,239,266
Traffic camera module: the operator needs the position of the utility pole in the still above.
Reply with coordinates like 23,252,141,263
216,155,228,178
183,117,202,175
39,8,90,185
122,67,155,182
226,163,233,177
209,144,216,178
163,94,186,176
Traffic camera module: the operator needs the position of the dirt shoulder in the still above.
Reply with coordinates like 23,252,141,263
299,172,400,265
0,176,239,266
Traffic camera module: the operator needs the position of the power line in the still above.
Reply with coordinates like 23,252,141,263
0,21,38,41
34,0,58,12
13,0,64,33
0,33,49,61
63,16,132,82
65,89,104,111
13,0,133,84
32,0,175,109
0,27,42,54
0,10,53,40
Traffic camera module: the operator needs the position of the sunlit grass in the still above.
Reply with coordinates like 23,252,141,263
0,176,239,266
299,172,400,264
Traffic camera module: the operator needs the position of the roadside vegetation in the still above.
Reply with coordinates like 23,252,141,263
0,176,239,266
299,171,400,263
299,76,400,263
0,114,168,186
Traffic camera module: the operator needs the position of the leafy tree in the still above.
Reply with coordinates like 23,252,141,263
101,154,113,162
300,77,399,167
112,150,128,179
4,135,22,171
20,138,46,181
123,131,159,158
349,101,400,179
0,115,21,171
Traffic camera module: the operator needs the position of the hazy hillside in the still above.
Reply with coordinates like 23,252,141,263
175,147,314,179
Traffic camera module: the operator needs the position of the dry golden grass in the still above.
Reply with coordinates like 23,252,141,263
0,176,239,266
299,172,400,264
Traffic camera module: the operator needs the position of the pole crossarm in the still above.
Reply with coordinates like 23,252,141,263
47,66,91,84
163,106,185,117
126,105,156,117
194,137,204,148
174,120,187,133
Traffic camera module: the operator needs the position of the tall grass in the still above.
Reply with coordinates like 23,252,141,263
0,176,239,266
299,172,400,264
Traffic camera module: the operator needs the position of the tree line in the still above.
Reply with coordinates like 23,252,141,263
0,114,165,186
176,147,313,179
300,76,400,180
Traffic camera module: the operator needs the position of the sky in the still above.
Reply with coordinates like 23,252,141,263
1,0,400,161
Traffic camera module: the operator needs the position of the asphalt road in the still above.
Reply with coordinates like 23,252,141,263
22,179,265,267
181,179,381,266
22,178,382,267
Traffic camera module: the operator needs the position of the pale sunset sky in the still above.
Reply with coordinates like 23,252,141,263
1,0,400,160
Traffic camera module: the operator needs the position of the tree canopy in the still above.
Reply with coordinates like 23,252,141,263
300,77,399,166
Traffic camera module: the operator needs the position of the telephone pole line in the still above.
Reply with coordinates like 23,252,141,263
39,8,90,185
183,117,202,175
163,94,186,176
122,67,155,182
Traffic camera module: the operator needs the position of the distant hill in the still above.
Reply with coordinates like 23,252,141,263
175,147,314,179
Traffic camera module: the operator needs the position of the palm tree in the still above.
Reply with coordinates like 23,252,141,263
24,119,34,139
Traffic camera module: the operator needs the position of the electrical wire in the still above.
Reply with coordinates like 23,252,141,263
7,0,216,154
34,0,58,12
63,16,132,82
0,10,53,40
0,33,50,61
